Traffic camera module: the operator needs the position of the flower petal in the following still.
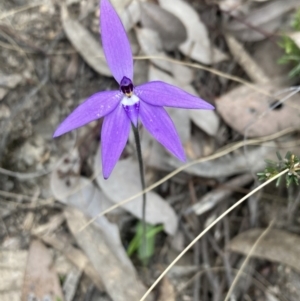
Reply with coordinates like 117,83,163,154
53,90,122,138
101,103,131,178
135,81,214,109
123,102,140,127
100,0,133,83
139,101,185,161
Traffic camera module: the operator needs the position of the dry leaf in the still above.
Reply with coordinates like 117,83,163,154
158,277,175,301
40,234,104,292
135,28,194,85
111,0,132,14
121,0,141,31
133,58,149,86
21,240,64,301
219,0,248,14
62,267,81,301
65,208,150,301
171,63,194,86
159,0,227,64
95,153,178,236
229,229,300,272
50,151,134,272
252,39,293,87
227,0,300,41
140,2,187,51
225,34,270,84
189,109,220,137
61,5,111,77
0,250,27,301
135,28,171,71
168,144,273,178
216,84,300,137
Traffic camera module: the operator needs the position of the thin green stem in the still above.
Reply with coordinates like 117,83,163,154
132,125,147,260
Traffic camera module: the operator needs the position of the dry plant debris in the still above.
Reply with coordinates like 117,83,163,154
1,0,300,301
229,228,300,272
21,240,64,301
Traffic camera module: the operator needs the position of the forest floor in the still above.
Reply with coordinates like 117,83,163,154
1,0,300,301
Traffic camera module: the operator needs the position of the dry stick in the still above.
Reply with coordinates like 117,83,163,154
78,127,296,232
174,266,288,301
133,55,272,97
224,220,275,301
139,167,292,301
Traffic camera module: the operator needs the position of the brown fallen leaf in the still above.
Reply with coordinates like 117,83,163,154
21,240,64,301
65,207,151,301
158,277,175,301
216,84,300,137
229,229,300,272
61,4,111,77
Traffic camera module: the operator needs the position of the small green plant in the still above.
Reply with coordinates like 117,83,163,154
292,9,300,31
278,9,300,77
127,222,163,265
278,36,300,78
257,152,300,187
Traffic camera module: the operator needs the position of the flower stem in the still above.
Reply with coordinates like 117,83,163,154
132,125,147,260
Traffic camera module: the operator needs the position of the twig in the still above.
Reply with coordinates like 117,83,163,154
201,235,221,301
207,234,233,289
224,220,275,301
133,55,273,97
138,168,292,301
78,127,297,232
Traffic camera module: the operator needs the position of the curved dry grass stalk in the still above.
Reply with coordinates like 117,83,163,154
138,167,292,301
133,55,272,97
78,127,296,232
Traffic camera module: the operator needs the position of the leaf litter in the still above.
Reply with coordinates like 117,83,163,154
1,0,300,301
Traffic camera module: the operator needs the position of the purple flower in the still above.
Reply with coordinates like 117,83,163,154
54,0,214,179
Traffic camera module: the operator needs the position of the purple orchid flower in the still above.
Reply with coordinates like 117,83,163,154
54,0,214,179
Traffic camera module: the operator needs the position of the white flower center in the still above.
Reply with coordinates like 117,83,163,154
121,94,139,106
